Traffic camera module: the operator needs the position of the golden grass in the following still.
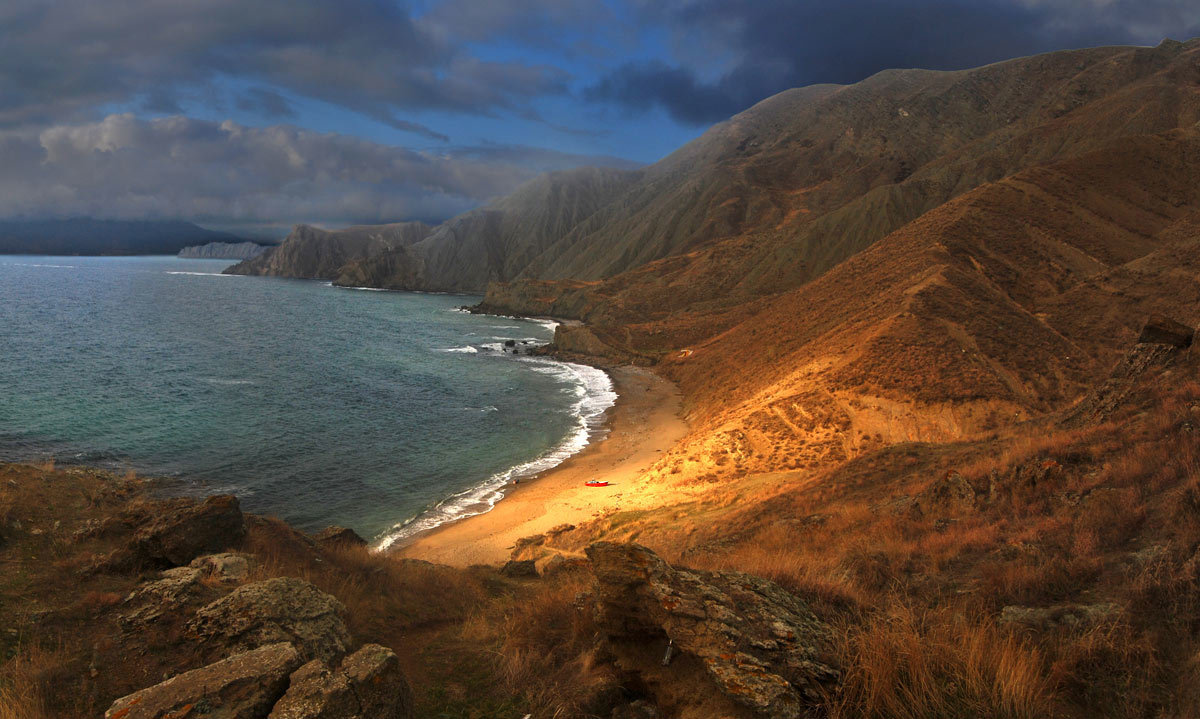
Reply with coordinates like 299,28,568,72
828,607,1054,719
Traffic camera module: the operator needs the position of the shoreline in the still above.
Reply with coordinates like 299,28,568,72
395,364,687,566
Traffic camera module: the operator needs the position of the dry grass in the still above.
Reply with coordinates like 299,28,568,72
0,643,81,719
829,607,1054,719
489,574,619,717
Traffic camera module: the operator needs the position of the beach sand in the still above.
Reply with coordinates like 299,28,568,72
397,365,687,566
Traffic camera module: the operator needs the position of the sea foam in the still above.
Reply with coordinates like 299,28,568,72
374,357,616,550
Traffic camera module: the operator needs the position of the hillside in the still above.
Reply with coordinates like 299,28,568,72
0,219,243,255
232,39,1199,304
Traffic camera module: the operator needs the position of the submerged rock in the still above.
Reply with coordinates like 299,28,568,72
586,542,839,719
187,577,351,663
104,642,302,719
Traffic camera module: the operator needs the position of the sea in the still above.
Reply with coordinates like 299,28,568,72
0,256,616,548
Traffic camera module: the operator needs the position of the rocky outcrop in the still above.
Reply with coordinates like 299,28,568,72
132,495,246,567
190,552,253,584
96,495,246,572
1137,315,1195,348
269,644,413,719
586,542,839,719
119,566,207,627
178,241,270,260
105,642,303,719
313,526,368,549
1063,323,1194,427
187,577,351,663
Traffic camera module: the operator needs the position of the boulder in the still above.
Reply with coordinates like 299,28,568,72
313,526,368,548
586,542,838,719
268,644,412,719
269,660,357,718
187,577,351,663
190,552,253,584
132,495,246,568
119,566,206,627
1137,316,1194,348
104,642,302,719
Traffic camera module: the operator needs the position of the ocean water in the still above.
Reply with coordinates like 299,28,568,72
0,256,615,546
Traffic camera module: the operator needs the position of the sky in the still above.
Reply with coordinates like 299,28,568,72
1,0,1197,237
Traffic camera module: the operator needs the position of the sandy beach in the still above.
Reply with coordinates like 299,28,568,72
397,364,688,566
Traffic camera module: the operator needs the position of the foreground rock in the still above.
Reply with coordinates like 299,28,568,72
187,577,351,663
586,542,839,719
119,566,207,627
269,644,413,719
94,495,246,573
190,552,254,584
105,642,302,719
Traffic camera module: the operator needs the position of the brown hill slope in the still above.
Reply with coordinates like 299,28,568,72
231,39,1200,296
551,129,1200,490
484,38,1200,316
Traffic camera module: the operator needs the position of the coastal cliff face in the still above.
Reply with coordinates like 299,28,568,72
225,221,432,280
178,241,270,260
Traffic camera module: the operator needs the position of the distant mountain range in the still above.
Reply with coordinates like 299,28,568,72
177,241,271,260
0,219,244,255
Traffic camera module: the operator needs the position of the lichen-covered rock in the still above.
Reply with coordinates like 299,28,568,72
586,542,838,719
341,644,412,718
187,577,351,663
119,566,206,627
104,642,302,719
190,552,253,584
269,659,358,718
268,644,412,719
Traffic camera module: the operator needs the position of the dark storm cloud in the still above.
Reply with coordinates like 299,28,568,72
589,0,1200,124
0,114,636,227
0,0,571,136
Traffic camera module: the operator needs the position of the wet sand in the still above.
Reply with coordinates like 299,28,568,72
396,365,687,566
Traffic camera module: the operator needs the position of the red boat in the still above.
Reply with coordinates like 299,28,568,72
584,480,609,487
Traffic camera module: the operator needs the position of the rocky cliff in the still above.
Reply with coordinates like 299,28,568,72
225,221,433,280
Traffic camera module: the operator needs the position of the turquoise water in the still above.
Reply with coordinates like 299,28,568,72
0,256,614,545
